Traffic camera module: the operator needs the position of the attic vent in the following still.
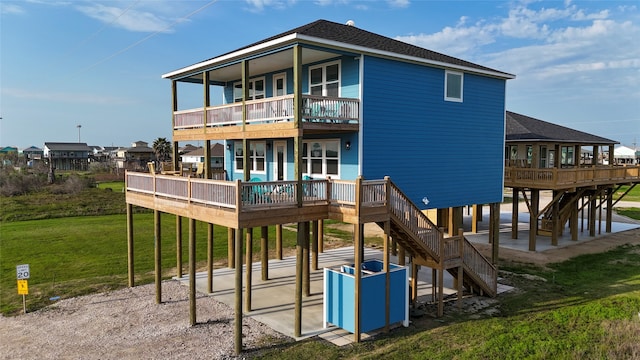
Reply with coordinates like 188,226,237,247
346,20,355,27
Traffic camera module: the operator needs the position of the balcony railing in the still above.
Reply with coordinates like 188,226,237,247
173,95,360,130
504,165,640,188
126,173,349,211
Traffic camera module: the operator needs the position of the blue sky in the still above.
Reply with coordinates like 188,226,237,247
1,0,638,149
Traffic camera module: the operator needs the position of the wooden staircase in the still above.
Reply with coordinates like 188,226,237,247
538,189,587,236
380,181,497,297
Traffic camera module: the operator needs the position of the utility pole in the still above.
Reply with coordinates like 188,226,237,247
77,124,82,143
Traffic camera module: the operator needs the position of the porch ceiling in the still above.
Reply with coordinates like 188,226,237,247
179,47,339,84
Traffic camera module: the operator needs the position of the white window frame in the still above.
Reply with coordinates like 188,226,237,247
233,77,266,103
273,73,287,97
302,139,340,178
234,141,266,174
444,70,463,102
308,61,341,97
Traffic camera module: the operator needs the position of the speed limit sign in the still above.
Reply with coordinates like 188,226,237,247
16,264,30,280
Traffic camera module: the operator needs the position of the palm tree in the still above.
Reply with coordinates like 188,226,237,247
152,137,172,163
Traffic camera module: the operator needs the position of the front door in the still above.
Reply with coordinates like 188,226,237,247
273,141,287,181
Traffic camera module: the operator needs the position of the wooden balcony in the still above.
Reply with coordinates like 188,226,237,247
125,172,387,229
504,165,640,190
172,95,360,141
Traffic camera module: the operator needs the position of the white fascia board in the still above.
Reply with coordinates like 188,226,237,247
162,33,299,79
296,34,516,80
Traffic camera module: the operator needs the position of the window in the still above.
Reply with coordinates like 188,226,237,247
233,77,265,103
302,140,340,177
445,71,463,102
309,62,340,97
561,146,575,167
234,141,266,173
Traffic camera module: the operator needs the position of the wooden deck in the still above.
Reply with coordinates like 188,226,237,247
125,172,497,297
504,165,640,190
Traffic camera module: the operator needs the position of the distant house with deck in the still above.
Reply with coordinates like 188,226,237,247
44,142,92,171
504,111,640,250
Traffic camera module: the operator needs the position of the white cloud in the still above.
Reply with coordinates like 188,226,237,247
0,3,25,14
388,0,410,8
76,4,173,33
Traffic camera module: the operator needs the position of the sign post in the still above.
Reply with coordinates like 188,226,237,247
16,264,30,314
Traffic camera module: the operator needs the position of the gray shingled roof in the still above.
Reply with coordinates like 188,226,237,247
44,142,93,151
172,19,513,78
506,111,617,145
183,143,224,157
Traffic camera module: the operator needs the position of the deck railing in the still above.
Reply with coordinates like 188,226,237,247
505,165,640,188
173,95,360,130
126,172,496,296
388,182,441,259
126,173,334,210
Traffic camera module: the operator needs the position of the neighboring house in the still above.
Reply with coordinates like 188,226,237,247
180,143,224,168
22,146,44,160
504,111,639,250
115,141,155,170
44,142,92,171
0,146,18,154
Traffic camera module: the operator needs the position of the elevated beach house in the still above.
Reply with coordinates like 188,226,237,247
504,111,640,250
125,20,514,352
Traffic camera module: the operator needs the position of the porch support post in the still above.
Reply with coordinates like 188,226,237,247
457,229,464,309
592,145,599,166
176,215,183,278
171,80,177,131
312,220,319,271
472,204,479,233
551,191,561,246
228,228,235,268
354,223,363,343
437,268,444,317
189,218,196,326
127,203,134,287
276,224,283,260
234,228,243,355
398,246,405,266
570,197,579,241
512,188,519,239
589,193,597,237
245,228,253,312
154,210,162,304
207,223,214,293
293,45,303,206
303,222,310,297
606,187,613,233
261,226,268,281
318,219,324,253
294,222,304,338
204,141,211,179
529,190,539,251
383,220,390,333
490,202,500,264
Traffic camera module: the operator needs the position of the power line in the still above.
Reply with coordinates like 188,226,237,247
72,0,219,77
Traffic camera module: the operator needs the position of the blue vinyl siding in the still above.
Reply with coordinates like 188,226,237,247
361,56,506,209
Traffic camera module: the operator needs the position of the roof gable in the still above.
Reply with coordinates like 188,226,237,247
505,111,617,145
